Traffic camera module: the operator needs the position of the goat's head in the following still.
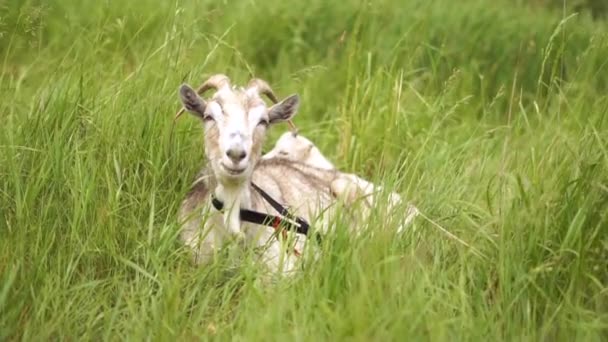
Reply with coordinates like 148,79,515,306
263,131,335,170
263,131,314,161
177,74,300,184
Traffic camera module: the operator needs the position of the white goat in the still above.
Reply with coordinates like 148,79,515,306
176,75,348,275
263,131,419,232
263,132,335,170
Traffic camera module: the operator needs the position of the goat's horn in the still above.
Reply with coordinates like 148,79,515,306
174,74,231,120
247,78,298,133
196,74,231,95
247,78,279,104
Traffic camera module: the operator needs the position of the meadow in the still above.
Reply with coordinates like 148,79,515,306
0,0,607,340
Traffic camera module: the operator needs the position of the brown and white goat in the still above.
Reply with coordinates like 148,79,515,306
176,75,343,274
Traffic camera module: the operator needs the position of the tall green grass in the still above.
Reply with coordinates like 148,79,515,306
1,0,606,340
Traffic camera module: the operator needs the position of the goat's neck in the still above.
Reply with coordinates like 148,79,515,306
214,180,252,236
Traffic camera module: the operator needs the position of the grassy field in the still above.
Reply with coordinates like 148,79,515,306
1,0,607,340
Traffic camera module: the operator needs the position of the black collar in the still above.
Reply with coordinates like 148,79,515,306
211,182,321,242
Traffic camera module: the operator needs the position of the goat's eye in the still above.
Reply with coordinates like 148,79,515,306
258,119,269,127
203,115,215,122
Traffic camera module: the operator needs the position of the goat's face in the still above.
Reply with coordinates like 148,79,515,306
263,131,335,170
264,131,315,161
179,79,299,184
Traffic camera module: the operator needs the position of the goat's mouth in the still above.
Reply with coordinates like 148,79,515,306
220,163,247,176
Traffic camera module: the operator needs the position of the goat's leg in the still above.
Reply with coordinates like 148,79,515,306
180,219,222,265
249,227,300,276
262,242,299,276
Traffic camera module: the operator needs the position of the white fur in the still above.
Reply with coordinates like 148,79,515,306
263,132,335,170
263,131,419,233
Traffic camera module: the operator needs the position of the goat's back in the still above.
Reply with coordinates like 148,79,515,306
250,158,340,219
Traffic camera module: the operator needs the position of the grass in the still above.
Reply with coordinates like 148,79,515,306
0,0,607,340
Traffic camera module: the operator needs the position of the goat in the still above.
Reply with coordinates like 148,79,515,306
263,131,419,232
262,131,335,170
176,75,348,275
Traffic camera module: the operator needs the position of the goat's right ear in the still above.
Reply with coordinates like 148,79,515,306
179,84,206,118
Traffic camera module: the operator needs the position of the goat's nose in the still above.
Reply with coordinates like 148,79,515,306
226,148,247,162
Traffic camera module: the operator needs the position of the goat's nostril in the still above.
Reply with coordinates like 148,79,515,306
227,149,247,162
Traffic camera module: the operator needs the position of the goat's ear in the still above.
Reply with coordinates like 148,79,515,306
179,84,206,118
268,94,299,124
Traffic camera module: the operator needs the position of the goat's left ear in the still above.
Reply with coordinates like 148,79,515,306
268,94,300,124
